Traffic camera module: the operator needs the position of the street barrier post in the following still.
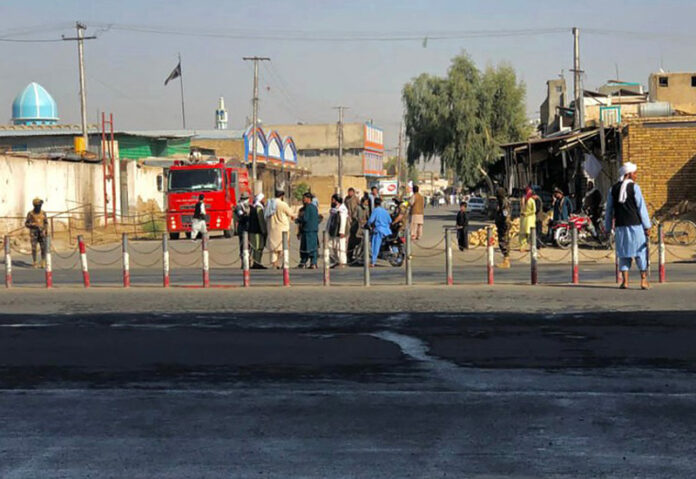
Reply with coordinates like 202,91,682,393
122,233,130,288
486,226,494,285
282,231,290,287
658,223,666,283
530,227,538,285
646,231,651,278
162,234,170,288
242,231,250,287
44,234,53,288
202,233,210,288
3,236,10,288
323,231,330,286
405,227,412,286
571,226,579,284
614,244,621,284
445,228,453,286
78,235,90,288
363,229,370,286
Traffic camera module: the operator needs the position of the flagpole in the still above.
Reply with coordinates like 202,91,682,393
178,53,186,129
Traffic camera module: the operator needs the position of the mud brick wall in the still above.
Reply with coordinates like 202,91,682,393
623,117,696,213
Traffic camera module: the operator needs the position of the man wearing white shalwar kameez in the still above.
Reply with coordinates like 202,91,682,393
604,162,652,289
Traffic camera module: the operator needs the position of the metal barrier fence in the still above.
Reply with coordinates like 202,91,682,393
2,226,694,289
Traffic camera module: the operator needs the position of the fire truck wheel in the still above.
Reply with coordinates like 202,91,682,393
169,233,180,240
223,229,233,239
185,232,192,239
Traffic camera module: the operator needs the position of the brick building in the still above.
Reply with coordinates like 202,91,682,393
622,116,696,213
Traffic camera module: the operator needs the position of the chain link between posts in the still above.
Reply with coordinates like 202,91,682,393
537,249,572,263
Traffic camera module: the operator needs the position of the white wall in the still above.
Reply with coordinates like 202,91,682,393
0,154,164,233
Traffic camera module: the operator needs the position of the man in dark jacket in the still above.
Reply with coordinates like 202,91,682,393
248,193,267,268
298,192,320,269
583,180,603,236
495,188,511,269
456,201,469,250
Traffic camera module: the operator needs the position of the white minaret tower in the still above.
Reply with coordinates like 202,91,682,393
215,96,228,130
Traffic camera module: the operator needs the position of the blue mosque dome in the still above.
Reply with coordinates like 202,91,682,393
12,82,58,125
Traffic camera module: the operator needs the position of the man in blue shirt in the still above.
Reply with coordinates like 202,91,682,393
366,198,392,267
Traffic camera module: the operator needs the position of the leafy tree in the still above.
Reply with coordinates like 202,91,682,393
292,182,310,202
402,52,529,188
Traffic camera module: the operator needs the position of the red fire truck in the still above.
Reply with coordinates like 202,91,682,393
166,158,252,239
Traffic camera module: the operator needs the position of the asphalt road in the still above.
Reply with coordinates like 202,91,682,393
3,310,696,478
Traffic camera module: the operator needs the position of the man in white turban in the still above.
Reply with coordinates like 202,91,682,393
604,162,652,289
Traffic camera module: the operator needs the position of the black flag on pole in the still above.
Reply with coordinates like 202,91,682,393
164,62,181,86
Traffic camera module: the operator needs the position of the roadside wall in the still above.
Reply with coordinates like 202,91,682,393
623,116,696,212
0,154,164,234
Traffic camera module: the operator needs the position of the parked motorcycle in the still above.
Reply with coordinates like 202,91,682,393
353,227,406,267
553,212,613,250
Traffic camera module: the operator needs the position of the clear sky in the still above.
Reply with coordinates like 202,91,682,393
2,0,695,149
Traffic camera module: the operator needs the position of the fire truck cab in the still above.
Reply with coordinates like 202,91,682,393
166,158,252,239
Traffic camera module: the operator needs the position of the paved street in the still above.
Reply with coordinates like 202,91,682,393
2,308,696,478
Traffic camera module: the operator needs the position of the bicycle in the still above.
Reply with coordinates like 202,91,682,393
648,202,696,246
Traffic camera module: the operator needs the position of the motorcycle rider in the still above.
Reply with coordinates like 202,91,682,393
366,198,392,267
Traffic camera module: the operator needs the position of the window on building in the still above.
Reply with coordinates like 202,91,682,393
555,86,562,93
659,76,669,87
691,76,696,87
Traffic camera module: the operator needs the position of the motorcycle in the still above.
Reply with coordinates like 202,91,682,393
553,212,613,250
353,226,406,267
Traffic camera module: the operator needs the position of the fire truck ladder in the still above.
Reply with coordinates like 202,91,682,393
101,112,117,226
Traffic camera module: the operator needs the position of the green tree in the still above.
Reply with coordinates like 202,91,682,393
402,52,529,188
292,182,310,202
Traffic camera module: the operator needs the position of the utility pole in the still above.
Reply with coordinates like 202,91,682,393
243,56,270,195
63,22,96,151
571,27,584,129
333,106,348,195
396,121,403,195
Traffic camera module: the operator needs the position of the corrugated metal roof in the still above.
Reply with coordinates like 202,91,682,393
0,128,195,139
191,129,246,139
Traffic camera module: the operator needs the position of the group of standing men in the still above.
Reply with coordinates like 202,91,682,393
226,183,430,269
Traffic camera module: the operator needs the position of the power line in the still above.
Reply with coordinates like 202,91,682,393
82,22,574,42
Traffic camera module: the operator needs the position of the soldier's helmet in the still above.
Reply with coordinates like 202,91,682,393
32,197,44,207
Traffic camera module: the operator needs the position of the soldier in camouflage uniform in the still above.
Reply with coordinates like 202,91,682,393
25,198,48,268
494,188,511,269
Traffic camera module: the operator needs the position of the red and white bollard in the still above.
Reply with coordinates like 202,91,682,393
44,234,53,288
322,231,330,286
658,223,666,283
122,233,130,288
4,235,12,288
242,231,250,287
77,235,90,288
445,228,453,286
571,226,579,285
486,226,494,285
363,229,370,287
201,233,210,288
282,231,290,287
530,227,538,285
162,233,170,288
